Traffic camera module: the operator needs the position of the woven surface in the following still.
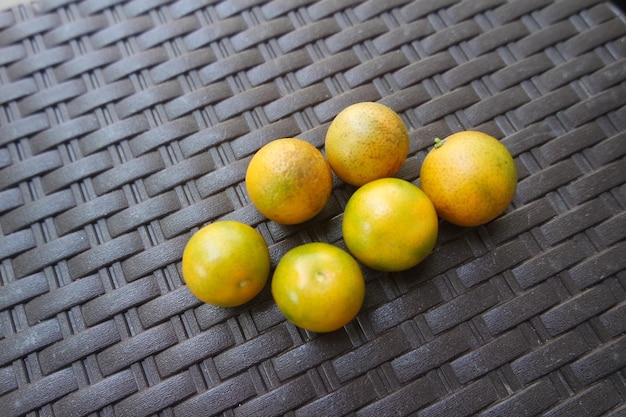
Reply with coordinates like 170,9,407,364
1,0,625,416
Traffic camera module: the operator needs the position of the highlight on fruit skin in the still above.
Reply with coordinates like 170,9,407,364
245,138,333,225
325,101,409,186
419,130,518,227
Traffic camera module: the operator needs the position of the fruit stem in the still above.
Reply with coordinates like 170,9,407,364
433,137,445,149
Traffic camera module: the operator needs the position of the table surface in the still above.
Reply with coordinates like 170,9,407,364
1,1,625,416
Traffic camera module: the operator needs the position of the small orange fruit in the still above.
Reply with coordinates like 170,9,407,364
325,102,409,186
182,220,270,307
342,178,438,272
419,131,518,227
245,138,333,225
271,242,365,333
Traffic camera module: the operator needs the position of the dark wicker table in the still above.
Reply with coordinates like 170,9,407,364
1,0,625,416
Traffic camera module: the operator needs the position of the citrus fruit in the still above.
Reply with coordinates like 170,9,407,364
342,177,438,272
182,220,270,307
245,138,333,225
271,242,365,333
419,131,518,227
325,101,409,186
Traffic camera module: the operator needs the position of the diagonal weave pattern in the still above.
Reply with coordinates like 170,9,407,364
1,0,625,415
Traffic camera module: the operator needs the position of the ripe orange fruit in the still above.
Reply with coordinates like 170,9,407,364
271,242,365,333
245,138,333,225
325,102,409,186
182,220,270,307
419,131,518,227
342,178,438,272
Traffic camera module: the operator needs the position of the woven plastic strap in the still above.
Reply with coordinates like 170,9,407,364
0,0,625,416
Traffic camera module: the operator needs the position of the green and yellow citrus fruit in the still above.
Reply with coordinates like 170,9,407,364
271,242,365,333
245,138,333,225
325,102,409,186
342,178,438,272
182,220,270,307
419,131,517,227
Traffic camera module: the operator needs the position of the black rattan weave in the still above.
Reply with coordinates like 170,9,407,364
1,0,625,416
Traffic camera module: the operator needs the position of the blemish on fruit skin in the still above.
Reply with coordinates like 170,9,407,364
288,291,299,305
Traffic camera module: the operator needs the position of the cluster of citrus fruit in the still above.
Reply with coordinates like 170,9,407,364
182,102,518,333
